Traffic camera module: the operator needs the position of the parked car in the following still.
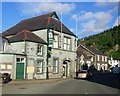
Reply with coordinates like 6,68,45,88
0,73,11,84
76,70,92,79
112,67,120,74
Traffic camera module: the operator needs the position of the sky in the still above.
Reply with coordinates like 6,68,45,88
1,1,120,39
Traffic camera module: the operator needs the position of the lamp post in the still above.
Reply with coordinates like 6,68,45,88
46,17,50,80
46,29,49,80
46,17,56,80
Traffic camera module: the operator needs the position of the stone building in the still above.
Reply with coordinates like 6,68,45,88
2,12,77,79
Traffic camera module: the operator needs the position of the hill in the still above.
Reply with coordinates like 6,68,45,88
78,25,120,59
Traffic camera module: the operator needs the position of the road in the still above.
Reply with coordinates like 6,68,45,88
2,72,120,94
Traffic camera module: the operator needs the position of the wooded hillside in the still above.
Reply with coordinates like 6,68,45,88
78,25,120,59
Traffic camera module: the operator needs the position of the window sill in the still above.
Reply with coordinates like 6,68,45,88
52,48,75,52
36,73,43,74
53,72,58,74
37,54,43,56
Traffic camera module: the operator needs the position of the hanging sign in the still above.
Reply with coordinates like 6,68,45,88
48,29,54,47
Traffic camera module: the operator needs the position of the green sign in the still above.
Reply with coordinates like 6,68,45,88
48,30,54,47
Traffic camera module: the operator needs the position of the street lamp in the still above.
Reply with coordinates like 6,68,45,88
46,26,49,80
46,17,50,80
46,17,56,80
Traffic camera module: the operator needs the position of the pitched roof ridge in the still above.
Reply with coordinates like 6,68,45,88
86,46,105,55
3,11,76,37
8,29,47,44
20,11,55,23
78,44,95,55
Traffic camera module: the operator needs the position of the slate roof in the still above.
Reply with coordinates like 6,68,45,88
85,56,93,60
0,33,8,41
85,46,105,55
2,12,76,37
77,51,86,57
77,44,106,56
8,30,47,44
76,50,92,60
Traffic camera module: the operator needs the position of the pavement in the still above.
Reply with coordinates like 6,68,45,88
2,77,72,85
2,72,120,94
3,71,119,86
2,71,110,86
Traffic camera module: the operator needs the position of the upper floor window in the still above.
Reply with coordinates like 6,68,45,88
102,56,104,61
64,37,71,50
105,56,107,62
97,55,100,61
53,34,59,48
37,44,43,55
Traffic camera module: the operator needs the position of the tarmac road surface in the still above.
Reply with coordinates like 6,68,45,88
2,72,120,95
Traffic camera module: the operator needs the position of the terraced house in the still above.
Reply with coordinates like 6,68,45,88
2,12,77,80
76,44,108,72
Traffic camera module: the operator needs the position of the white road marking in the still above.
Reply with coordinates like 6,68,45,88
84,88,88,94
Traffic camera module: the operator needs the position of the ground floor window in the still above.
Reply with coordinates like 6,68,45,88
53,59,58,73
102,64,105,70
1,64,6,69
105,64,108,70
36,60,43,74
97,63,100,71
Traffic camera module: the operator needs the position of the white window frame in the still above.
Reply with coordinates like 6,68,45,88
36,60,43,74
102,64,104,70
67,38,71,50
7,64,12,69
105,64,108,70
102,56,104,61
37,44,43,56
105,56,107,62
53,59,58,73
97,55,100,61
1,64,6,69
63,37,71,50
53,34,59,48
16,57,25,63
91,57,93,62
97,63,100,71
64,37,67,50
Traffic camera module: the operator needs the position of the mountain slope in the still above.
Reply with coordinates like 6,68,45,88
78,25,120,59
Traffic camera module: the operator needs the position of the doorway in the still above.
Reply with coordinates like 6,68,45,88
63,64,67,78
16,57,25,80
62,60,70,78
